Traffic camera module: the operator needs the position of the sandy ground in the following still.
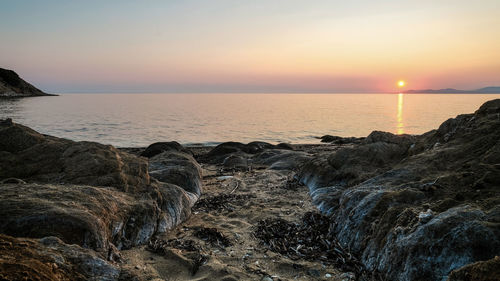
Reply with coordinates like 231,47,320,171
120,144,352,281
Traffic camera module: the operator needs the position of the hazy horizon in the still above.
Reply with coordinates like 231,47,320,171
1,0,499,93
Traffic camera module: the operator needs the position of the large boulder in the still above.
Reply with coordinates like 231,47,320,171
252,149,312,171
149,150,202,196
199,141,292,164
0,182,197,253
0,119,202,257
301,131,415,191
0,118,150,193
140,141,191,158
299,99,500,280
199,141,307,171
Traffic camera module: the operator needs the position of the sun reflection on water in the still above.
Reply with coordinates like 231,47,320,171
397,93,404,134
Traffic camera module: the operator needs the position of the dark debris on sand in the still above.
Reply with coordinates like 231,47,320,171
254,212,365,274
147,238,208,275
193,226,232,248
193,193,255,212
283,176,307,190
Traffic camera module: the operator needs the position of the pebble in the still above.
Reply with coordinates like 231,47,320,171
418,209,434,224
307,269,320,277
261,276,273,281
325,273,332,278
340,272,356,280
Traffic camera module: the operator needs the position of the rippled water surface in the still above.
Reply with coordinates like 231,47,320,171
1,93,499,147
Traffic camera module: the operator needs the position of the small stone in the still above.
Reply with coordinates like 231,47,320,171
261,276,273,281
340,272,356,280
307,269,321,277
418,209,434,224
325,273,332,278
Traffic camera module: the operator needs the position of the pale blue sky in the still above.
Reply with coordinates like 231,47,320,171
1,0,499,93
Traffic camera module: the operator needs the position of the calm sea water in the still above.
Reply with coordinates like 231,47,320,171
1,93,499,147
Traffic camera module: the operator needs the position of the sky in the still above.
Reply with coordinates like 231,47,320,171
1,0,499,93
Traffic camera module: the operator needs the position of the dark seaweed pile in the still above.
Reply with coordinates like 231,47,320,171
147,238,208,275
148,238,200,252
283,177,307,190
193,227,232,248
254,212,364,273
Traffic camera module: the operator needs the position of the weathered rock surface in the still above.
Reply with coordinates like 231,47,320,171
199,141,308,171
448,256,500,281
0,119,203,279
140,141,192,158
0,181,197,254
299,99,500,281
0,234,121,281
0,68,54,97
149,151,202,196
0,118,150,193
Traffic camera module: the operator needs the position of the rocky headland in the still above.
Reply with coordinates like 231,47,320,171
0,99,499,281
0,68,54,97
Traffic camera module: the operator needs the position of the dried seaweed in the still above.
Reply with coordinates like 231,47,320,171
283,177,306,190
254,212,364,274
147,238,208,275
193,227,232,248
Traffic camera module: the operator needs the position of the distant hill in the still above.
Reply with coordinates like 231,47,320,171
404,87,500,94
0,68,54,97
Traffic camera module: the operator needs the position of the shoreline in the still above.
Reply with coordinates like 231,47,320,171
0,99,499,280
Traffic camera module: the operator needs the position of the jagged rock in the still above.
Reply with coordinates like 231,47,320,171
0,68,54,97
299,99,500,281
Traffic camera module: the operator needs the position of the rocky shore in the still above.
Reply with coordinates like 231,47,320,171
0,99,499,281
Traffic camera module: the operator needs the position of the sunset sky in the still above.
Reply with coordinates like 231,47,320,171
1,0,499,93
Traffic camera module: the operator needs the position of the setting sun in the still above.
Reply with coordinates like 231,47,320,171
398,80,406,87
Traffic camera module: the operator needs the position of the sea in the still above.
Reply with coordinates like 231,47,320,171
1,93,499,147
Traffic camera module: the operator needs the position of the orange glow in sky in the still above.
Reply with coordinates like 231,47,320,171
1,1,499,93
